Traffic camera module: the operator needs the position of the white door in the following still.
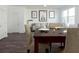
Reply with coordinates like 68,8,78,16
0,6,7,40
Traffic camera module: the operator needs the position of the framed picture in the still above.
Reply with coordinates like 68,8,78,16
31,11,37,18
49,11,55,18
39,10,47,22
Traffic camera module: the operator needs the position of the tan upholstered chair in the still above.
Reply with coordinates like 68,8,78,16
63,28,79,53
25,23,33,52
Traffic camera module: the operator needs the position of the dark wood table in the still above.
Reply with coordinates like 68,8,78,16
34,29,67,53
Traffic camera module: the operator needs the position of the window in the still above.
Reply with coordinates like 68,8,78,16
68,8,75,25
62,10,68,25
62,7,75,27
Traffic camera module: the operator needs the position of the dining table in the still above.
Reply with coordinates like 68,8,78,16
34,29,67,53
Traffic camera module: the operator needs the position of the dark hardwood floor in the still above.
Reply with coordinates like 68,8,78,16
0,33,27,53
0,33,64,53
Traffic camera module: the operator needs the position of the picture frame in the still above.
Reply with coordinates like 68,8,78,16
39,10,47,22
49,11,55,18
31,11,37,18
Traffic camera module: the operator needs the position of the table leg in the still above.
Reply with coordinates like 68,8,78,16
61,42,63,47
34,39,39,53
63,41,65,48
60,42,65,49
49,43,51,52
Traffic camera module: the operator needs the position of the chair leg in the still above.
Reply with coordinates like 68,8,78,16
45,48,49,53
49,43,52,52
27,49,30,53
59,42,65,49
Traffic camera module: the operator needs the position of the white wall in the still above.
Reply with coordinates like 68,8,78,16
0,6,8,39
7,5,79,33
7,6,25,33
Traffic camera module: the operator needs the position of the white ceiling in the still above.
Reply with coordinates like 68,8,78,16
7,5,76,9
25,5,75,9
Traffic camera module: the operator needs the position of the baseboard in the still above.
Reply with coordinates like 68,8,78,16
8,32,26,34
0,35,8,40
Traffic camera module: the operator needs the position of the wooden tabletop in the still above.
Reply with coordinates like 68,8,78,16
34,29,67,37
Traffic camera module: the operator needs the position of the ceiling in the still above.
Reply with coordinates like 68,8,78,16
8,5,76,9
25,5,75,9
